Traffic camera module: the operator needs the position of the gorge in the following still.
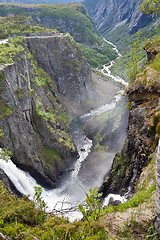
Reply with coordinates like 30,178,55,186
0,35,128,221
0,0,159,239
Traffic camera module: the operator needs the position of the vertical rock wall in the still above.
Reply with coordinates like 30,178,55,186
0,32,94,188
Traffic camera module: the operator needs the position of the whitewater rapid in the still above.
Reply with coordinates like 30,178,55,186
0,38,128,220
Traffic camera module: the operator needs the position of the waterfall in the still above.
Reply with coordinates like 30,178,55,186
0,38,129,220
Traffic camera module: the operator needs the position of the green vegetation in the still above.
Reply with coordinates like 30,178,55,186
15,88,24,98
0,181,107,240
104,20,160,79
32,62,49,87
0,152,156,239
44,147,62,167
127,37,160,94
149,113,160,138
149,51,160,71
0,3,98,45
126,32,143,81
0,99,13,120
0,147,12,162
0,3,119,70
0,36,25,64
35,96,75,151
78,187,104,222
140,0,160,15
78,41,118,69
0,15,53,40
0,171,156,240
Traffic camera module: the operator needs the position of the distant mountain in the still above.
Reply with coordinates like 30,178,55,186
0,0,81,3
83,0,154,35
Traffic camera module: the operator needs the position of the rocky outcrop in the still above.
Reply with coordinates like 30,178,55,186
100,40,160,198
0,32,93,188
83,0,154,36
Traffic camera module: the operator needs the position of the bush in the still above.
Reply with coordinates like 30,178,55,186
156,122,160,138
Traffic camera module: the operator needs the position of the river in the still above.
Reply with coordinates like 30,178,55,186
0,39,128,221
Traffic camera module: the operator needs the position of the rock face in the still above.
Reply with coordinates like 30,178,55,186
83,0,153,35
100,41,160,198
0,32,93,188
26,33,92,103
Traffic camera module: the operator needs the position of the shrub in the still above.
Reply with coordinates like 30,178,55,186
156,122,160,138
153,114,160,127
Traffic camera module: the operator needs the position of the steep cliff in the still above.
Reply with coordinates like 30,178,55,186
0,32,93,188
25,33,92,103
83,0,154,36
100,39,160,199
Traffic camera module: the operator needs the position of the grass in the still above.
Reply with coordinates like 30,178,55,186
0,15,53,40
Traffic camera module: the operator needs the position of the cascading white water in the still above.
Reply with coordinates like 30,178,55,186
0,38,129,220
81,90,123,121
101,38,128,87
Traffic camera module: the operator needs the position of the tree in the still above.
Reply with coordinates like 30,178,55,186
140,0,160,15
126,32,143,82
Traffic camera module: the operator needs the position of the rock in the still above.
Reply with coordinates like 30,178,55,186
80,148,85,152
108,197,121,206
0,32,95,188
100,42,160,198
83,0,154,36
26,32,93,103
0,169,22,196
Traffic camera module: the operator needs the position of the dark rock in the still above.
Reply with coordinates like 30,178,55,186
80,148,85,152
26,33,93,103
100,96,156,197
0,169,22,196
0,32,95,188
108,197,121,206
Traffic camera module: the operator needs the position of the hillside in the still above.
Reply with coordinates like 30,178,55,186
83,0,154,37
0,3,118,69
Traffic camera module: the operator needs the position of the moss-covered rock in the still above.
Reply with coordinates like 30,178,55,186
0,33,88,187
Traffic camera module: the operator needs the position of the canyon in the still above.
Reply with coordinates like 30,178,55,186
0,0,159,239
